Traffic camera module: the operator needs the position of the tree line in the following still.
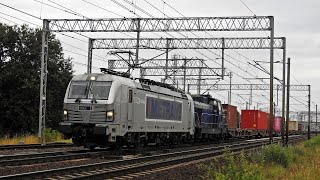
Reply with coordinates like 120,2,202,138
0,23,73,137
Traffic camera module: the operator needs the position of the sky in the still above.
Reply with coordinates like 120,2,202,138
0,0,319,120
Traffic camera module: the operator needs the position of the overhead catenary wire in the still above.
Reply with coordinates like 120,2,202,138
157,0,307,110
0,14,107,68
129,0,274,104
236,0,310,109
0,15,103,68
152,0,272,100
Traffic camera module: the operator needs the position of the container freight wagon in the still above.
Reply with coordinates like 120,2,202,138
222,104,237,129
273,116,282,136
240,110,269,137
223,104,241,137
288,121,298,132
298,122,318,133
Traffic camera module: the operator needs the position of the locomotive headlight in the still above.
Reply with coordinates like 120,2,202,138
63,109,68,120
107,111,113,117
90,76,96,81
106,110,114,121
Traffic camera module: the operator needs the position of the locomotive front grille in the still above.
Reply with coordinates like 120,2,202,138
68,110,83,121
90,111,107,122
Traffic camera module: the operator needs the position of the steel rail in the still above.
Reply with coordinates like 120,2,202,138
0,135,308,179
0,142,73,150
0,151,89,166
0,140,272,179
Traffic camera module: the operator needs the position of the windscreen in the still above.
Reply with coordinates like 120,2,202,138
88,82,112,100
68,81,88,99
68,81,112,100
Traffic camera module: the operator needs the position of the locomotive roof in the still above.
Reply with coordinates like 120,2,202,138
71,73,189,99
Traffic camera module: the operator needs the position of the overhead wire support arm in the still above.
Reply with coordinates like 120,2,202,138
186,84,310,91
91,37,285,49
46,16,272,32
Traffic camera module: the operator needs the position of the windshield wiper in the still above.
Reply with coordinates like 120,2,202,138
75,85,88,103
89,85,97,103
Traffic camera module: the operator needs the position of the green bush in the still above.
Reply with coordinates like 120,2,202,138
247,149,265,164
44,128,62,142
204,148,263,180
304,136,320,148
262,143,295,168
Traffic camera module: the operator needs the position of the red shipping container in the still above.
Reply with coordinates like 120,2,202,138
222,104,237,129
274,116,281,132
241,110,268,130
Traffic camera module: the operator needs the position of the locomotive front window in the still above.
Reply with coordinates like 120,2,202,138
68,81,112,100
68,81,88,99
88,82,112,100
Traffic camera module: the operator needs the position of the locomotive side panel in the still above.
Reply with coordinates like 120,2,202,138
128,88,191,133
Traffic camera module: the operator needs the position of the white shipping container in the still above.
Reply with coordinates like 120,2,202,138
288,121,298,131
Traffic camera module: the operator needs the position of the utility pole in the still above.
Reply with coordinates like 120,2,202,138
222,38,225,80
229,72,232,104
316,104,318,136
276,85,279,106
87,38,93,74
269,16,275,144
281,52,286,146
39,19,49,144
286,58,291,145
183,58,187,91
308,85,311,139
249,85,253,109
135,19,141,67
164,38,170,83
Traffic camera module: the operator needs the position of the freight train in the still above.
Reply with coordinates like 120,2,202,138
59,68,225,149
59,68,307,149
223,105,302,138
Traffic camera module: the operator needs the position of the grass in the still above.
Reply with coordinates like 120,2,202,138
0,135,39,145
200,148,264,180
201,135,320,180
0,128,65,145
275,138,320,180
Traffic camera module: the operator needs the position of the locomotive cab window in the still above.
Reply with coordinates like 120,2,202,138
68,81,88,99
68,81,112,100
88,82,112,100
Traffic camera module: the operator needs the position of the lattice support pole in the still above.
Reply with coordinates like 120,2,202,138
269,16,275,144
281,37,286,146
87,38,93,73
38,20,49,144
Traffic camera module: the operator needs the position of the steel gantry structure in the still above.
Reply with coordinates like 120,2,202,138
89,37,284,79
187,84,308,91
39,16,275,143
91,37,284,49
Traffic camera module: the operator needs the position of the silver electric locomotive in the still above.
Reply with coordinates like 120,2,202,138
60,69,195,149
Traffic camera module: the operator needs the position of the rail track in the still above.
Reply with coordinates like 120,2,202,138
0,135,308,180
0,139,243,167
0,149,120,166
0,142,73,150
